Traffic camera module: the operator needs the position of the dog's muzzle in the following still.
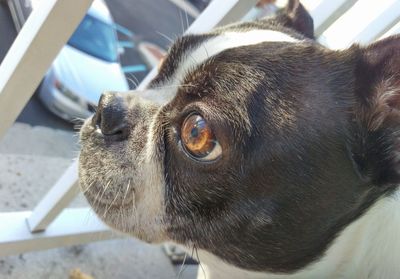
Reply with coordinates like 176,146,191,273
78,91,166,242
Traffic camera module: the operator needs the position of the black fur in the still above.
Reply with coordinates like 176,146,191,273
81,0,400,274
148,0,400,272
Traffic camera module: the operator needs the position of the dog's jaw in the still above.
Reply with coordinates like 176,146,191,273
193,190,400,279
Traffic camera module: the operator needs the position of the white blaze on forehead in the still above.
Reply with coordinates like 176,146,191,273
174,30,299,84
142,30,299,105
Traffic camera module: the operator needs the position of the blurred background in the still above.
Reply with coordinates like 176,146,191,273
0,0,210,131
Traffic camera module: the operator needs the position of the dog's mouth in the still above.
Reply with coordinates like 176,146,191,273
78,109,167,242
79,122,136,211
79,162,138,235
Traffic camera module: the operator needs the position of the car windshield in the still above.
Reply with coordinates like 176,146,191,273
68,14,118,62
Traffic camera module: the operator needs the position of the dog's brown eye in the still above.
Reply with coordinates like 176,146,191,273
181,114,221,161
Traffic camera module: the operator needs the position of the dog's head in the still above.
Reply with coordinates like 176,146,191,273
79,0,400,273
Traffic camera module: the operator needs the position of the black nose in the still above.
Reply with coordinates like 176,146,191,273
93,92,129,141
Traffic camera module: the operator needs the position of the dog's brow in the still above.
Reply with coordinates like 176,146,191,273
177,30,298,82
153,30,299,106
150,34,214,86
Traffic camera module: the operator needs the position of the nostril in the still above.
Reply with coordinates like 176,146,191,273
99,107,129,138
102,123,128,137
93,92,129,141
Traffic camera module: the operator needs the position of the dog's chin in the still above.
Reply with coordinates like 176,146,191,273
83,187,165,243
79,119,167,244
80,172,168,243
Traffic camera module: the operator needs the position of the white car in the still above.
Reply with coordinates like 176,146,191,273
38,0,128,121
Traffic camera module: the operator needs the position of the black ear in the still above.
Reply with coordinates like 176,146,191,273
351,35,400,186
275,0,314,39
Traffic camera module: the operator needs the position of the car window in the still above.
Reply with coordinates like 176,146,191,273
68,14,118,62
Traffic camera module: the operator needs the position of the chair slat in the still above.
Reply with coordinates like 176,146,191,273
319,0,400,49
349,1,400,44
380,20,400,39
300,0,324,12
307,0,357,36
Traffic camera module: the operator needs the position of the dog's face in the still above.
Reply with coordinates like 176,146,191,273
79,0,400,273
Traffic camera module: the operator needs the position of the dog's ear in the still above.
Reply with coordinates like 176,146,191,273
275,0,314,39
351,35,400,186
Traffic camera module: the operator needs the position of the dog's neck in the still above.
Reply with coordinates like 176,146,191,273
193,188,400,279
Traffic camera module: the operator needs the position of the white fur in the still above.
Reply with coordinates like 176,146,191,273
174,30,298,84
194,188,400,279
141,30,299,105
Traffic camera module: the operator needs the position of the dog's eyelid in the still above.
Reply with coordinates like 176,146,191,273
198,140,222,161
179,139,222,164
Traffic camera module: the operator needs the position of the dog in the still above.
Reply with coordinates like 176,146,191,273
78,0,400,278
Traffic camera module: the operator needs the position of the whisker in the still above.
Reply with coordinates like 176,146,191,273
122,179,131,205
177,256,188,278
149,83,196,91
127,77,138,89
194,245,206,279
72,117,85,123
82,180,96,194
202,44,209,59
184,9,190,31
177,247,189,279
132,188,136,213
93,180,111,209
83,207,95,226
103,188,120,218
128,73,140,88
179,8,185,34
156,31,174,44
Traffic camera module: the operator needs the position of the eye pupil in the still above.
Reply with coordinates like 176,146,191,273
191,127,199,138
